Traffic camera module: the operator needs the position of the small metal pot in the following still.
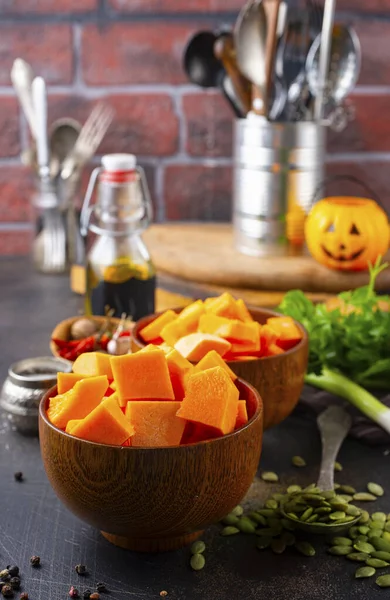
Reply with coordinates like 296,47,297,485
0,356,71,435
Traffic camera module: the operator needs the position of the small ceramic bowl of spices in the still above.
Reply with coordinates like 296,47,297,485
0,356,72,435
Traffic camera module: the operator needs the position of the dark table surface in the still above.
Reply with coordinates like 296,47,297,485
1,257,390,600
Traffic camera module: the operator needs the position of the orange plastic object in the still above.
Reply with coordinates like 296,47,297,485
164,347,193,400
57,372,85,395
267,316,303,350
47,375,109,429
174,333,231,362
192,350,237,381
177,366,239,435
140,310,177,342
235,299,254,322
110,347,175,402
72,352,113,379
126,401,185,447
235,400,248,430
71,395,135,445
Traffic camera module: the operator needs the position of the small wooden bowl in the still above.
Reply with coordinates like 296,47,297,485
132,307,309,430
39,379,263,552
50,315,133,360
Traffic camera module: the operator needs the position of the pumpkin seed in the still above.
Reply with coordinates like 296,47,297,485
349,526,360,539
231,505,244,517
355,566,376,578
191,541,206,554
334,461,343,472
301,507,314,522
271,538,286,554
190,554,205,571
328,546,351,556
334,483,341,489
221,514,239,526
372,512,387,522
261,472,279,483
248,512,267,526
321,490,336,500
353,493,377,502
329,511,346,521
356,535,368,544
354,541,375,554
384,522,390,533
347,552,371,562
366,558,389,568
371,551,390,561
272,493,286,503
382,532,390,543
368,483,384,497
371,537,390,552
367,530,381,540
346,505,361,517
287,513,299,521
331,537,353,546
281,531,296,546
358,526,370,535
315,507,332,515
292,456,306,467
376,574,390,588
338,494,353,503
302,493,326,504
370,522,384,531
221,526,240,536
265,499,279,510
339,485,356,495
307,514,319,523
236,518,256,534
256,528,281,537
303,484,320,493
287,485,302,494
257,509,277,518
295,541,315,557
333,516,356,524
329,499,349,512
256,537,272,550
281,519,296,531
359,511,370,524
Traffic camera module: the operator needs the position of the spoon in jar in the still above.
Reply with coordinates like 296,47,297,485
280,406,361,535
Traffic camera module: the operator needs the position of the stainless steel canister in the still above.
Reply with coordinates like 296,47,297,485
233,115,326,257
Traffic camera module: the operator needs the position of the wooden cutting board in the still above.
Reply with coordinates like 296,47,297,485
144,223,390,294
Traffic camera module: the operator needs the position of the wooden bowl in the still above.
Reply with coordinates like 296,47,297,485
39,379,263,553
132,307,309,430
50,315,133,360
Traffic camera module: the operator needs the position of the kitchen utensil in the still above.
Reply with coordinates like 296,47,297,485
213,35,252,116
313,0,337,121
281,405,361,534
132,305,308,430
307,0,323,39
49,118,82,180
235,0,268,115
282,16,311,121
10,58,37,140
263,0,282,114
61,103,114,181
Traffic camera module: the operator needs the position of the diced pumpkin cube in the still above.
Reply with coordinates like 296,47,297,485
110,347,175,402
235,400,248,430
235,299,254,322
174,333,231,362
57,372,86,395
110,381,117,391
139,310,178,342
226,337,261,356
176,366,239,435
192,350,237,381
204,292,240,319
65,419,82,434
177,300,205,333
125,401,185,447
180,421,221,444
198,314,259,344
71,395,134,445
47,375,109,429
160,320,187,347
267,316,303,350
73,352,113,379
264,344,285,357
260,325,278,355
164,348,193,400
104,386,116,397
228,356,258,361
198,314,232,337
122,437,132,447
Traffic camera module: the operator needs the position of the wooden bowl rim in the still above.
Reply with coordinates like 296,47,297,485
39,377,263,451
132,304,308,364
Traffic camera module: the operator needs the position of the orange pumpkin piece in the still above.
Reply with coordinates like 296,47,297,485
174,333,231,362
228,356,258,362
264,344,285,357
73,352,113,380
125,401,185,447
71,395,134,445
110,381,117,391
47,375,109,429
65,419,82,434
140,309,177,342
235,299,254,322
160,319,187,347
225,336,261,356
176,300,205,333
259,325,278,355
57,372,85,395
110,347,175,402
204,292,241,319
177,366,239,435
180,421,221,444
198,314,258,344
267,316,302,350
235,400,248,430
192,350,237,381
164,347,193,400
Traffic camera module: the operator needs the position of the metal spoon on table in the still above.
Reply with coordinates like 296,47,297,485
281,406,361,535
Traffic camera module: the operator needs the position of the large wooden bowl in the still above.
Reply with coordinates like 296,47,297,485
39,379,263,553
132,307,308,430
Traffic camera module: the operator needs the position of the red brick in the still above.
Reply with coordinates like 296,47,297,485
183,92,233,158
164,165,232,221
0,25,73,85
1,0,96,13
0,98,21,158
327,95,390,153
0,167,35,222
82,23,203,85
109,0,243,11
326,161,390,215
338,0,390,10
0,230,31,255
48,94,179,156
354,21,390,86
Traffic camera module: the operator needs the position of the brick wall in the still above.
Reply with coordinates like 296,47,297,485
0,0,389,254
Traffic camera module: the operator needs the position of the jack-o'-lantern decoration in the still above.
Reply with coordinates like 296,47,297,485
305,197,390,271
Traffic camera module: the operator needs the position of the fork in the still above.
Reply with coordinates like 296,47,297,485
281,16,310,120
61,102,114,181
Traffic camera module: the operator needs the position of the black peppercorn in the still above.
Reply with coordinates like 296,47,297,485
13,472,23,482
8,579,19,591
1,584,13,598
96,583,107,593
30,555,40,567
5,568,18,578
0,572,9,582
69,586,79,598
83,590,91,599
75,564,87,575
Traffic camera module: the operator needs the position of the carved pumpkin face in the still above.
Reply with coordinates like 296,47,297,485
305,197,390,271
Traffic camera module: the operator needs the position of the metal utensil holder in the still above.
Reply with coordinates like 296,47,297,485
233,116,326,257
